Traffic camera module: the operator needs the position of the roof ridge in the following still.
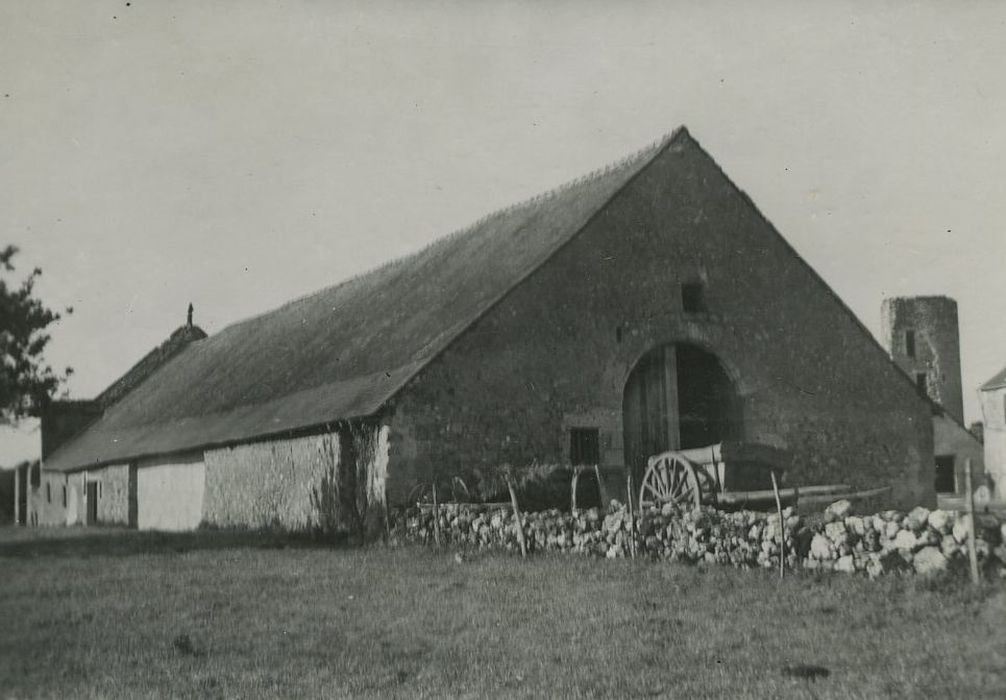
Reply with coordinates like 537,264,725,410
213,129,683,335
377,127,686,412
43,125,691,472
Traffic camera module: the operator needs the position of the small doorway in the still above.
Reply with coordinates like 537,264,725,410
86,481,99,525
622,343,740,484
934,456,955,494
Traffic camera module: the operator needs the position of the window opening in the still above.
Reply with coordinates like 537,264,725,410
681,282,706,313
905,330,916,358
934,456,955,494
915,372,927,394
569,428,600,466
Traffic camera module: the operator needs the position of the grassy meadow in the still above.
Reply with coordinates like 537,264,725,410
0,526,1003,699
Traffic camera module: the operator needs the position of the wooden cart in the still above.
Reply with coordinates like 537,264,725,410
638,441,889,511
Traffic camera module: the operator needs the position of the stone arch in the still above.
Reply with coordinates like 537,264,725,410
622,342,742,484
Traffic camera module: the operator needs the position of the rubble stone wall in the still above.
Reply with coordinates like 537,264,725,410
394,501,1005,579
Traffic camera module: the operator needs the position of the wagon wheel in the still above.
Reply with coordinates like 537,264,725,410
639,452,703,510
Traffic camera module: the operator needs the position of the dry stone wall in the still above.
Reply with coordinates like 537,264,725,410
393,500,1006,579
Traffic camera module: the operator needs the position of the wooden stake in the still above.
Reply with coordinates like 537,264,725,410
594,464,609,508
431,481,441,548
505,474,527,558
382,487,391,544
771,470,785,580
626,473,636,559
964,459,980,585
571,467,581,512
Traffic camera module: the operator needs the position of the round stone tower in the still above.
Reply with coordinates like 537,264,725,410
881,296,963,422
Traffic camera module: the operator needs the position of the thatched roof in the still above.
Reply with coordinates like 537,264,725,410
95,324,207,409
44,128,686,472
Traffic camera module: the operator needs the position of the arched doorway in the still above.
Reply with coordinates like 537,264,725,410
622,343,740,484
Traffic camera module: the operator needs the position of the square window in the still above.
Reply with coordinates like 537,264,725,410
681,282,706,313
905,330,916,358
570,428,600,466
934,456,955,494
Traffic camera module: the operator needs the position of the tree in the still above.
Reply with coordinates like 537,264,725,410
0,244,72,425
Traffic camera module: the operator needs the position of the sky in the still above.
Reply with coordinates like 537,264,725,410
2,0,1005,464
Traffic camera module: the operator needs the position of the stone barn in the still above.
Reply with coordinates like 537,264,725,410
35,126,935,532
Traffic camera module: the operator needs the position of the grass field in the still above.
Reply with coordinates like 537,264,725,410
1,526,1003,699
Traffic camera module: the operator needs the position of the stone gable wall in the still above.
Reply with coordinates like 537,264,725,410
385,137,933,509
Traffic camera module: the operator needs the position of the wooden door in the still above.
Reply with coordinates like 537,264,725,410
86,481,98,525
623,343,739,484
622,345,679,485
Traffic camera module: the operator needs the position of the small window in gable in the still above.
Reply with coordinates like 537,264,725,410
681,282,706,313
570,428,600,466
905,330,916,358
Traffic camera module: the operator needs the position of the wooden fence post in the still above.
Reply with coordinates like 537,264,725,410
505,474,528,558
771,471,785,580
594,464,609,508
431,481,441,548
383,488,391,543
571,467,581,512
965,459,980,585
626,473,637,560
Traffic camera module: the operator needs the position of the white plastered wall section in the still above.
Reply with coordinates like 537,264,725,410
136,453,206,531
980,387,1006,502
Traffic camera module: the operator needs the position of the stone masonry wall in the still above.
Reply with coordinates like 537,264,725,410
394,500,1006,579
932,414,985,496
31,465,129,527
203,424,389,535
385,135,933,509
90,463,131,525
30,471,87,526
203,433,341,531
882,296,964,422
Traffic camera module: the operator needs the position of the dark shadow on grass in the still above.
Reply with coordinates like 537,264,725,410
0,527,352,559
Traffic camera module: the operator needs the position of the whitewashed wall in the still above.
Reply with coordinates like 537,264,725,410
136,454,206,531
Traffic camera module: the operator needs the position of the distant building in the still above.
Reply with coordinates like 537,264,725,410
881,296,986,507
980,366,1006,502
31,127,937,533
24,324,206,527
